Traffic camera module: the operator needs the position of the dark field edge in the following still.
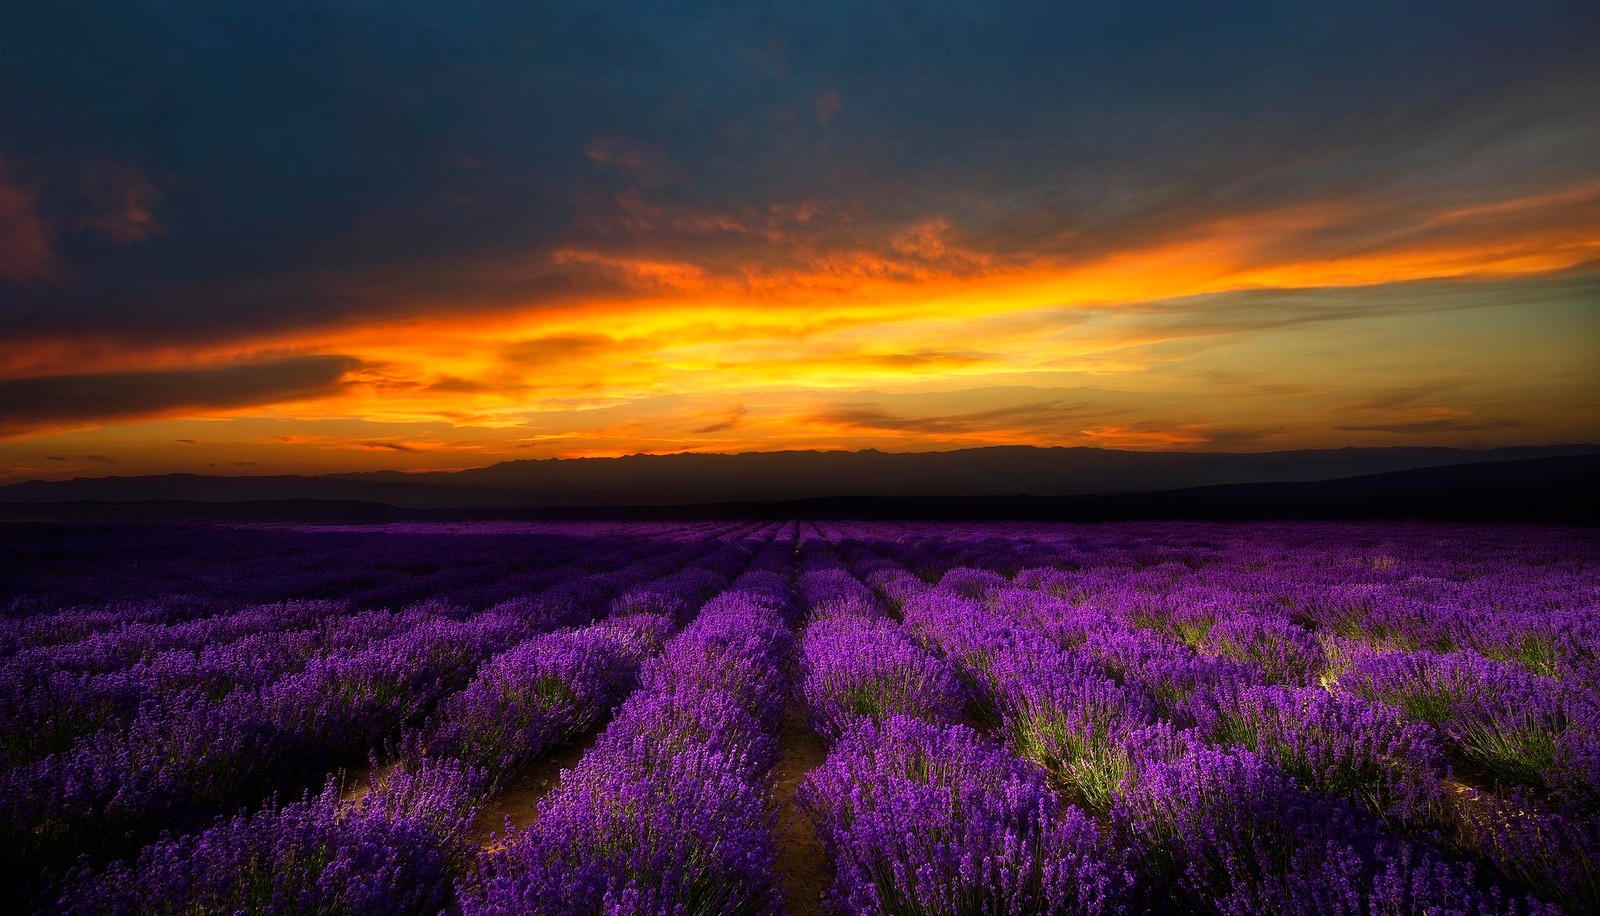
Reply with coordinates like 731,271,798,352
0,454,1594,524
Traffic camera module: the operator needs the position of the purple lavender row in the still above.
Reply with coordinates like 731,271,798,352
0,528,694,723
482,536,755,631
51,613,676,914
462,563,796,914
1334,646,1599,803
58,756,488,915
5,598,356,678
881,543,1596,911
899,584,1162,815
45,535,776,912
0,599,211,658
798,715,1134,915
905,576,1448,829
0,603,423,769
791,561,1132,914
1,520,756,664
974,558,1600,909
2,520,757,627
830,538,1533,903
1115,744,1553,914
943,522,1595,683
409,614,673,786
1331,646,1600,910
0,608,530,884
796,563,965,741
0,527,601,657
3,532,753,775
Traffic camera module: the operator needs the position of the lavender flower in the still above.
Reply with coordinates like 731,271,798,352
59,758,486,915
1339,648,1598,798
1115,747,1516,914
798,716,1135,914
799,613,965,740
1197,684,1449,826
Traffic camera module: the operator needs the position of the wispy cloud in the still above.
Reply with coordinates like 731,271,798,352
812,400,1091,436
1335,418,1528,434
0,356,361,438
690,406,748,434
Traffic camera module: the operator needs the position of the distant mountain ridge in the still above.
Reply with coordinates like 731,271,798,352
3,443,1595,509
2,454,1595,524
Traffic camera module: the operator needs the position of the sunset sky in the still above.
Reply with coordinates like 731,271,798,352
2,2,1597,483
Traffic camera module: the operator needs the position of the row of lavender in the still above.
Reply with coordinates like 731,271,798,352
807,521,1598,913
2,521,781,906
463,539,800,913
0,521,736,616
57,535,791,913
792,534,1130,913
1,519,1595,913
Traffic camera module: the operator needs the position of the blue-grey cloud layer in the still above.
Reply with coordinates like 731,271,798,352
3,1,1597,347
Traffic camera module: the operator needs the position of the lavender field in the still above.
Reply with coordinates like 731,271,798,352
3,520,1597,914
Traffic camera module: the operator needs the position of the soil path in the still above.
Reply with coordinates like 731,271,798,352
470,729,603,847
771,702,831,916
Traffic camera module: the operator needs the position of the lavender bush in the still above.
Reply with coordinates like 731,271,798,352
58,758,486,915
799,612,966,740
798,715,1135,914
2,519,1596,911
460,587,792,915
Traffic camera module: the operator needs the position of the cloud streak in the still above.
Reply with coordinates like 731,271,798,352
1335,418,1528,434
0,356,361,437
812,401,1092,437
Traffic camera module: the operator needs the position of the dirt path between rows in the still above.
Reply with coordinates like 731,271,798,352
772,702,831,916
471,729,603,846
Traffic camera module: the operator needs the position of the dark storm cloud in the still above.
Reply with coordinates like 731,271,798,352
2,1,1597,350
0,355,361,436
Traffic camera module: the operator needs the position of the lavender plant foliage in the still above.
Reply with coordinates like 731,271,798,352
865,567,931,611
59,758,486,916
1339,648,1599,799
1114,746,1522,915
1203,613,1325,686
936,566,1010,599
798,715,1135,915
639,592,796,731
900,587,1158,811
460,586,791,915
1456,788,1600,913
3,520,1599,912
610,567,727,624
466,724,779,916
1079,626,1255,723
416,614,667,784
798,568,882,618
1196,684,1449,827
799,613,965,740
0,608,524,877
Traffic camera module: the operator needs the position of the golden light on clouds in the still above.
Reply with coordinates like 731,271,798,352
2,173,1598,482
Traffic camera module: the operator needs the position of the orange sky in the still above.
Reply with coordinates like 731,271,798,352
2,178,1597,483
3,3,1598,483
